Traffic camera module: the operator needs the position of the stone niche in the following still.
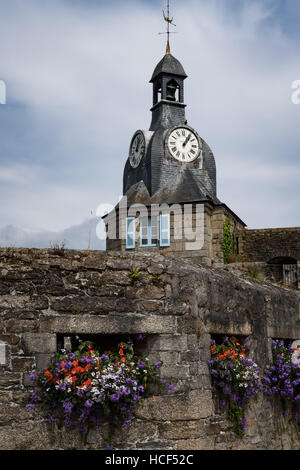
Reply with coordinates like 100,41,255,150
0,247,300,450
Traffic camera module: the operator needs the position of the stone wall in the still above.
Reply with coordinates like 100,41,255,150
1,248,300,450
240,227,300,262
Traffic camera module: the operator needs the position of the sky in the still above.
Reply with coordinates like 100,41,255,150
0,0,299,246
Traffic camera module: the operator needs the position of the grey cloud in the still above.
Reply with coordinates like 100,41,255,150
0,0,299,249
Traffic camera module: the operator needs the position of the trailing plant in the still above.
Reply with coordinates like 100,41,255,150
208,336,261,437
26,339,175,445
221,220,234,264
262,340,300,423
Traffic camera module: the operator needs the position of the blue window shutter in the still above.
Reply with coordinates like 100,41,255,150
160,214,170,247
126,217,135,249
140,216,148,247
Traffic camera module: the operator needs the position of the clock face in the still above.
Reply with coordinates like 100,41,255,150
129,132,145,168
168,127,201,163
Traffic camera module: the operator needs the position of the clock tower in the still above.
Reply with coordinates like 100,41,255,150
123,50,218,205
103,10,246,265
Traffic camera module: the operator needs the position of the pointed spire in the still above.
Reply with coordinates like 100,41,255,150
166,38,171,55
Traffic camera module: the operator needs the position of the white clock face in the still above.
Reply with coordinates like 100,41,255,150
168,128,200,163
129,132,145,168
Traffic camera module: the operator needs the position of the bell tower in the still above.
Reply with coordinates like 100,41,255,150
149,53,187,131
104,0,247,266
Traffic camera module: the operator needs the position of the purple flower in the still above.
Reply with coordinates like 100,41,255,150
27,371,36,381
62,399,74,415
26,403,36,411
135,334,145,341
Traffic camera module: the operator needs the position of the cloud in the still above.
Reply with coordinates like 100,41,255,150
0,217,105,250
0,0,299,247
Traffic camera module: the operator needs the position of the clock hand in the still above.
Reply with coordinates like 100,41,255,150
183,133,191,147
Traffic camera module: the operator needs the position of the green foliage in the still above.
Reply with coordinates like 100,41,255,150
222,219,234,264
128,267,141,281
248,265,260,280
149,273,163,286
228,403,246,437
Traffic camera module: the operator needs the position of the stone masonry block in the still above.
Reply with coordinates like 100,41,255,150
22,333,57,354
159,364,190,379
147,334,188,352
135,390,213,421
40,314,176,335
159,420,206,440
176,437,214,450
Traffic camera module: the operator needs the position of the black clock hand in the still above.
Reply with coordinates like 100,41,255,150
183,133,191,147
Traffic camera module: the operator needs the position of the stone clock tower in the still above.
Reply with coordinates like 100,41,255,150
123,52,218,206
103,40,245,265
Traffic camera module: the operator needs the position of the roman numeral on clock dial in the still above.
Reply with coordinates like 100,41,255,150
167,128,200,163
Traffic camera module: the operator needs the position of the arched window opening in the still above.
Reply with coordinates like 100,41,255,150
166,79,179,102
154,81,162,105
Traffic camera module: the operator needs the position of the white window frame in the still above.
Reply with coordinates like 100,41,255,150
126,217,135,249
140,216,158,248
160,213,170,247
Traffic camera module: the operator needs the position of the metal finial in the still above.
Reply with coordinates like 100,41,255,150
159,0,176,54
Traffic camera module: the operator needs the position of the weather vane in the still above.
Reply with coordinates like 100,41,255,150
159,0,177,55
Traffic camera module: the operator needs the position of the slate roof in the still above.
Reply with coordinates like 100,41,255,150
150,54,187,83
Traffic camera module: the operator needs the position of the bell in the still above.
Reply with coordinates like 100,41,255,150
166,83,177,101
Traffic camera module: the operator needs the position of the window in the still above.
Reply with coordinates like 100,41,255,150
0,341,6,366
140,216,158,247
160,213,170,247
126,217,135,249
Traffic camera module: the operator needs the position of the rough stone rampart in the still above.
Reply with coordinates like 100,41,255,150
1,248,300,450
240,228,300,262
